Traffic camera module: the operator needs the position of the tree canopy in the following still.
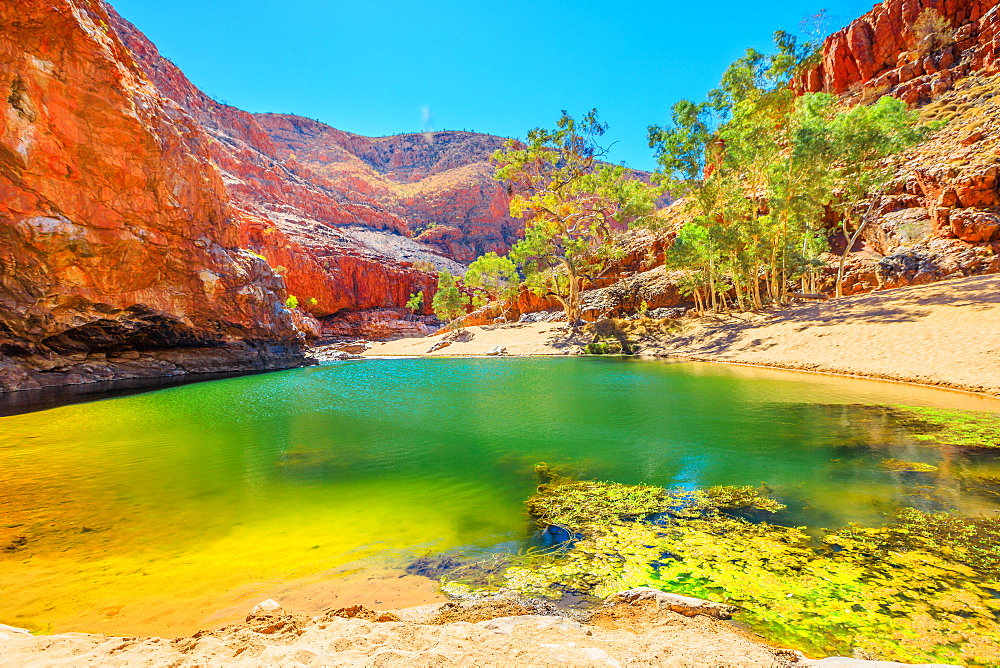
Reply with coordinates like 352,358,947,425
648,31,935,310
493,110,662,324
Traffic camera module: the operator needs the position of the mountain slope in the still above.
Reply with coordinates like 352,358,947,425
257,115,520,262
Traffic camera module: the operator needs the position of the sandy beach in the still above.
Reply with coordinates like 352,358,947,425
368,274,1000,398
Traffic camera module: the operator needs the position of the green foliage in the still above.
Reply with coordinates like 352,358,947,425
495,110,662,324
406,291,424,314
431,271,467,323
285,295,299,309
308,297,318,306
464,253,519,304
584,341,616,355
649,31,935,308
468,471,1000,664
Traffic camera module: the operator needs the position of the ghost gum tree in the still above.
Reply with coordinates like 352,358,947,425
649,31,935,310
492,110,662,325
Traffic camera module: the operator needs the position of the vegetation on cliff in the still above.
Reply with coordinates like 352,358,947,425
649,32,941,309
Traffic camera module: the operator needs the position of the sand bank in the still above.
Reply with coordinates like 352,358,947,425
366,274,1000,397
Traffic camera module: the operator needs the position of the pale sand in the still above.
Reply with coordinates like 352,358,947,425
365,322,585,357
0,601,816,667
653,274,1000,397
367,274,1000,397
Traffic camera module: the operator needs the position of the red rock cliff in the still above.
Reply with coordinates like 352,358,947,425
99,4,452,320
0,0,314,391
798,0,1000,104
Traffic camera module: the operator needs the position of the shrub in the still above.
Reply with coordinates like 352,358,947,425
285,295,299,309
912,8,953,56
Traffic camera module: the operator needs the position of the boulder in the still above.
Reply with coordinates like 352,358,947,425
950,209,1000,242
607,587,738,619
250,599,284,618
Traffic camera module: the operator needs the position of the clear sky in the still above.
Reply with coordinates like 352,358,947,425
112,0,876,172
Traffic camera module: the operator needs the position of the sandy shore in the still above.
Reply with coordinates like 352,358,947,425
365,322,585,357
367,274,1000,397
651,274,1000,397
0,597,863,667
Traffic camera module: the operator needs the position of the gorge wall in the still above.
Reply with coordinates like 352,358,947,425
0,0,527,393
0,0,317,391
798,0,1000,294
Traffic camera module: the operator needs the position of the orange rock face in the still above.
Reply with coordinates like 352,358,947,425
798,0,1000,104
99,5,513,325
100,6,454,321
0,0,315,390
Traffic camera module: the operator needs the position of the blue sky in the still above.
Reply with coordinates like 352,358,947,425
112,0,876,172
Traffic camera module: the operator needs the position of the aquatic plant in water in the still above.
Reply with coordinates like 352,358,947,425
457,468,1000,665
891,405,1000,448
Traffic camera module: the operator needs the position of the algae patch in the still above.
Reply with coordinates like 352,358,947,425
880,458,939,472
452,467,1000,665
891,404,1000,449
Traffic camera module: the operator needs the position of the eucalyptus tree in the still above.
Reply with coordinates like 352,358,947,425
494,110,662,325
431,270,467,323
648,30,934,308
827,96,931,296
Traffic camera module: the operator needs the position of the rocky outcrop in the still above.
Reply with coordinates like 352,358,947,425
0,0,314,391
797,0,1000,105
257,116,522,263
318,309,440,341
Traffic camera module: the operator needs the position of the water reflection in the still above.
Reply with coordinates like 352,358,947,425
0,357,998,635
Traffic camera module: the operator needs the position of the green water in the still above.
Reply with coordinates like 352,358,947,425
1,357,999,635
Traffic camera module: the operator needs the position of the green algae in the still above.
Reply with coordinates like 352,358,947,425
880,458,940,472
891,405,1000,448
460,471,1000,665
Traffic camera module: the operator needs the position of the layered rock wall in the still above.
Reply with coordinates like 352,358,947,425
0,0,315,390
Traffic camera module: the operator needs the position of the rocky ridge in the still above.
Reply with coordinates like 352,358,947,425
257,115,522,263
